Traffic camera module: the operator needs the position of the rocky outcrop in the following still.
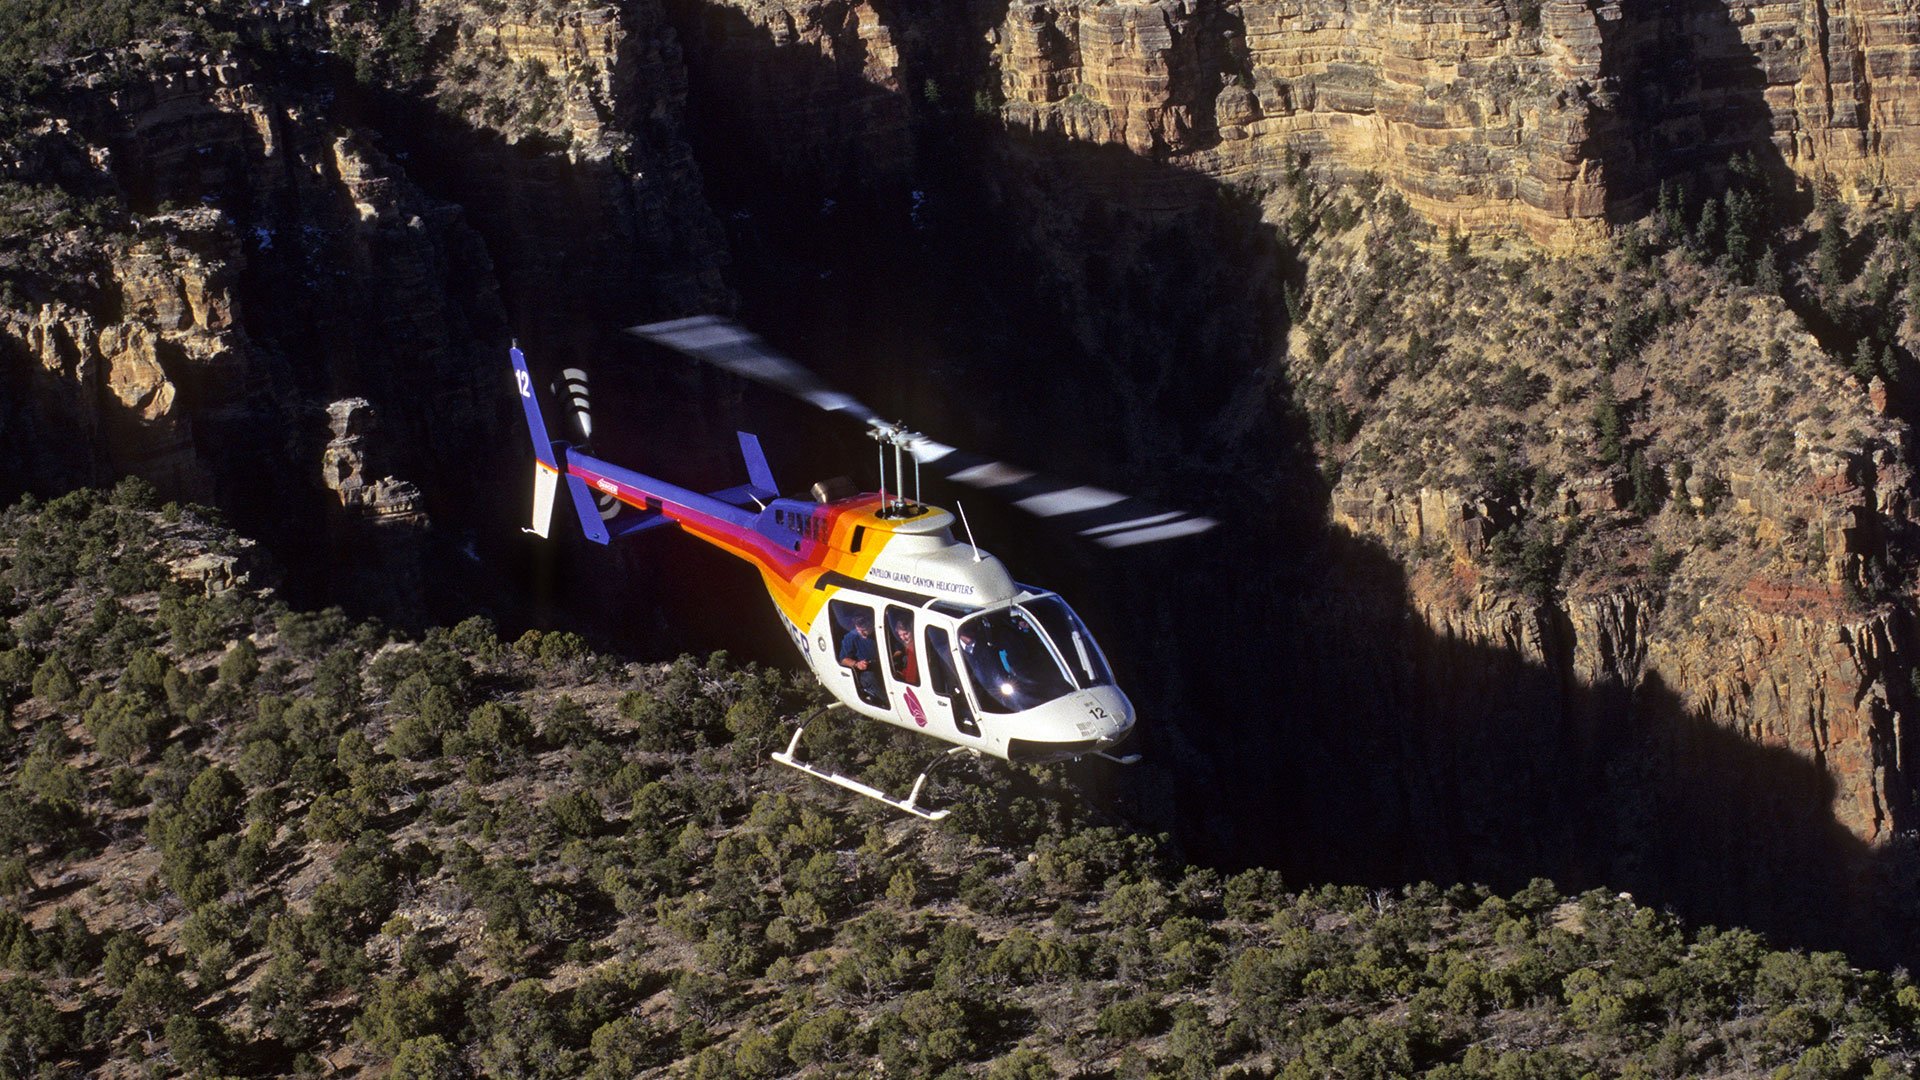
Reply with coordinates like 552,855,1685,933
1363,554,1910,844
322,397,424,524
655,0,912,196
1301,212,1916,846
0,3,731,619
0,207,243,498
412,0,730,341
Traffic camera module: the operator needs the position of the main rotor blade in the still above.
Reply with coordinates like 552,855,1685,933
630,316,1220,547
907,438,1219,548
627,316,880,424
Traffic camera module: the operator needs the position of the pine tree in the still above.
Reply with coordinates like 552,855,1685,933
1692,197,1722,258
1853,337,1879,383
1755,245,1782,293
1591,383,1626,466
1820,211,1849,293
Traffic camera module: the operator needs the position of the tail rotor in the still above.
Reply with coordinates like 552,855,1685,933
557,367,619,522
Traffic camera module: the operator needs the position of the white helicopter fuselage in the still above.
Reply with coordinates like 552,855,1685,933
763,499,1136,764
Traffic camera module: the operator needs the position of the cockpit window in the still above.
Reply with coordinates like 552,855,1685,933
1022,594,1113,688
955,606,1075,714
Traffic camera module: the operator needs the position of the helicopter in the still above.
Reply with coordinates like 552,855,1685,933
508,317,1217,819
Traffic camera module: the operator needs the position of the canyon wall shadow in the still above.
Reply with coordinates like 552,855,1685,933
657,0,1920,965
1596,0,1808,223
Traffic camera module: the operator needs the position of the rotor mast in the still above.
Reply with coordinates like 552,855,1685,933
868,421,928,518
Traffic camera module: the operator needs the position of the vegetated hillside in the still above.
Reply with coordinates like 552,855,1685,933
0,488,1916,1079
1286,162,1904,605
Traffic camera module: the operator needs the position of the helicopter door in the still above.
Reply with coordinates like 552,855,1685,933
883,606,932,731
883,607,920,688
828,599,888,709
924,625,981,739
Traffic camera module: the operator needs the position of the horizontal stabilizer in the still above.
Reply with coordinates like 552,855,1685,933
610,511,675,540
709,483,776,511
566,474,673,544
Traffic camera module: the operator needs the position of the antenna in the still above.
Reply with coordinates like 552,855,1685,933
955,500,982,562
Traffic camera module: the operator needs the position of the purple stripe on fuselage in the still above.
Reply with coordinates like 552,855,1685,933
566,459,814,582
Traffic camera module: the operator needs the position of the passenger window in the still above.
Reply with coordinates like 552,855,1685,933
850,525,866,553
926,626,958,696
829,600,886,708
884,606,919,686
926,625,978,737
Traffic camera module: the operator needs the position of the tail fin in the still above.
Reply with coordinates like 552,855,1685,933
707,432,780,509
510,344,563,538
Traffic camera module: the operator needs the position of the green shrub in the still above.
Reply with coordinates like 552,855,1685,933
1097,995,1165,1041
29,656,75,704
217,637,258,689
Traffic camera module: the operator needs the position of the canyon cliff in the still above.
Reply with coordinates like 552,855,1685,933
994,0,1920,244
4,0,1920,960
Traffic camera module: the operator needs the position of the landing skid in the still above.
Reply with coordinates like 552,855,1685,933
1094,751,1142,765
772,711,975,821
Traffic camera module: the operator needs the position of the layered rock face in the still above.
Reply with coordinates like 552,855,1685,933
0,4,728,616
986,0,1920,243
0,208,238,498
410,0,729,343
993,0,1614,244
0,44,502,523
1293,196,1917,850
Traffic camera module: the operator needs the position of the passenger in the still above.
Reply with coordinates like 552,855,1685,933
838,613,885,706
889,615,919,684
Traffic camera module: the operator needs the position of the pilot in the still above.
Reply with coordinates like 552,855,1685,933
957,627,998,692
839,613,884,705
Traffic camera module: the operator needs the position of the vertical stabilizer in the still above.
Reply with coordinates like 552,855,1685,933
509,345,558,469
510,344,565,537
531,464,559,538
738,431,778,496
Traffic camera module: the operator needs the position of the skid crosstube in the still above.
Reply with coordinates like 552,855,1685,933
771,718,973,821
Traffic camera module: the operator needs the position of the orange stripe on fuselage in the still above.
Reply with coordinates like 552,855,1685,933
761,497,894,628
572,458,896,630
651,493,892,629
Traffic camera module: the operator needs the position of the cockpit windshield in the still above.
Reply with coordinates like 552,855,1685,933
954,596,1111,714
956,607,1073,714
1021,594,1113,688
